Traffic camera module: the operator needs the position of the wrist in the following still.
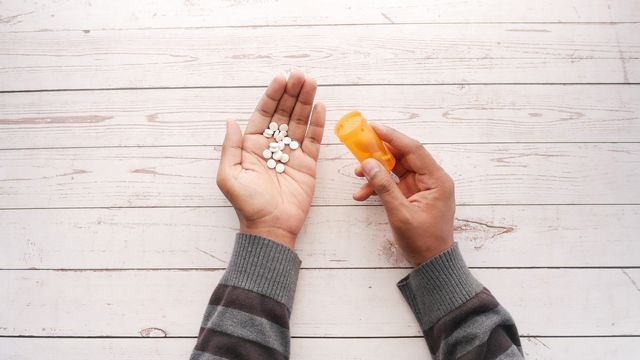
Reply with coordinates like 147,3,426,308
239,223,297,249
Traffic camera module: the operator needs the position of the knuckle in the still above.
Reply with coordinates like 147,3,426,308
443,174,455,192
375,176,395,194
408,141,425,156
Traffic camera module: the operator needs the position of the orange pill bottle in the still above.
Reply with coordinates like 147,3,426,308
334,111,396,171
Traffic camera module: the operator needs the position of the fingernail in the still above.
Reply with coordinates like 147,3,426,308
362,158,380,179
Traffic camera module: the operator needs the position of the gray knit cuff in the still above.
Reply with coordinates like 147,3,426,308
220,233,301,310
397,242,483,330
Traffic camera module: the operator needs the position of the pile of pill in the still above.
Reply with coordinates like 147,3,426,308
262,122,300,173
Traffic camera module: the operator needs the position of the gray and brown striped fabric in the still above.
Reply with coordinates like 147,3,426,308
191,235,522,359
191,233,300,360
398,243,524,359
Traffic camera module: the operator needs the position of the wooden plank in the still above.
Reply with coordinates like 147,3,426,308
2,85,639,149
1,24,638,91
1,269,638,336
2,337,640,360
1,0,639,31
1,205,639,269
0,144,638,208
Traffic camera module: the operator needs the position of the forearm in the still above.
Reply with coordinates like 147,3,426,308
191,233,301,360
398,243,523,359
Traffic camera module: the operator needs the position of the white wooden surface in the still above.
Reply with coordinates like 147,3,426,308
3,337,640,360
1,24,639,91
1,85,639,148
2,205,639,269
2,0,639,30
2,269,639,337
1,0,639,359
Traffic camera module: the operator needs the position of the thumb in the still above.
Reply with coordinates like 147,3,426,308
218,120,243,180
362,158,407,209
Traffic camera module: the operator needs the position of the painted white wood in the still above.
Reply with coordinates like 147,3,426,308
1,144,638,208
1,337,639,360
1,205,639,269
0,269,638,337
2,85,639,149
1,0,638,31
1,24,638,91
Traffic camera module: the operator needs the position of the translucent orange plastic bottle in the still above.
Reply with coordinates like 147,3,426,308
334,111,396,171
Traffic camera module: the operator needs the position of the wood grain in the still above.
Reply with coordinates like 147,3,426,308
1,205,639,269
1,144,638,208
1,85,639,149
1,24,638,91
2,0,639,31
1,337,639,360
1,268,638,337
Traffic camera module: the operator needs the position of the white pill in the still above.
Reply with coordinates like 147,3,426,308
266,159,277,169
280,153,289,163
289,140,299,150
275,132,285,141
264,128,274,135
269,142,279,151
275,163,285,173
269,122,278,131
279,123,288,132
272,150,283,161
278,141,285,150
283,137,292,145
262,149,272,159
273,130,280,137
263,131,272,138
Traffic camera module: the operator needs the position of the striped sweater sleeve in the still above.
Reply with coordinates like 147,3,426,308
191,233,301,360
397,243,524,359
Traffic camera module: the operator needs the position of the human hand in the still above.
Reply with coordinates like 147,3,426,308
353,124,455,266
216,71,325,249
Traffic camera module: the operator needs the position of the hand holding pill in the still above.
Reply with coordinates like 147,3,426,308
352,124,456,266
216,71,325,249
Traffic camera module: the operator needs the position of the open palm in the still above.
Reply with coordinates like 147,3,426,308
216,71,325,248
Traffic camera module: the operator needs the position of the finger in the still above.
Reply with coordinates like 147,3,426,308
272,70,306,125
361,158,409,212
301,102,326,161
287,77,317,141
352,182,375,201
218,120,243,178
371,122,443,176
245,74,287,134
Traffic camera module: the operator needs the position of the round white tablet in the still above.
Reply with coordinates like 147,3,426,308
280,153,289,163
278,141,285,150
272,150,283,161
269,142,279,151
263,131,272,138
283,137,292,145
275,132,285,141
269,122,278,131
289,140,299,150
275,163,285,173
279,123,288,132
266,159,277,169
262,149,272,159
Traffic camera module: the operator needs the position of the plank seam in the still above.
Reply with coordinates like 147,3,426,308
3,21,640,34
1,83,639,94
